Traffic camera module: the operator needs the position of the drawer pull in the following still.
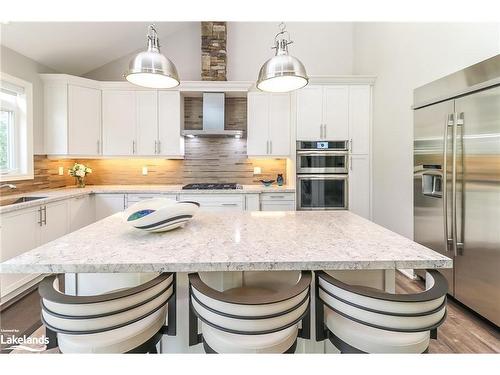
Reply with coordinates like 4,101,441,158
220,203,238,206
269,195,286,199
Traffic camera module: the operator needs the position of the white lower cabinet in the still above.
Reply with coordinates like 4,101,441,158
245,194,260,211
348,154,371,219
69,195,96,232
0,200,69,300
0,207,41,299
39,201,70,244
260,193,295,211
94,194,126,221
179,194,244,212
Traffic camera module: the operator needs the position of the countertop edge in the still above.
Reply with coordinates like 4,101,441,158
0,259,453,274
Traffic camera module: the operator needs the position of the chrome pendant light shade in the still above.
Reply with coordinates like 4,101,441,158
125,25,180,89
257,23,308,92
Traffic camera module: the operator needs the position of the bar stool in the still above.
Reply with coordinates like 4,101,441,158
38,272,176,353
188,271,312,353
315,270,448,353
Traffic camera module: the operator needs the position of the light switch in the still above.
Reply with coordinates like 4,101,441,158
142,166,148,176
58,166,64,176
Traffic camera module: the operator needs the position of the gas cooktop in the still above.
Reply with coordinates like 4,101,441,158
182,183,242,190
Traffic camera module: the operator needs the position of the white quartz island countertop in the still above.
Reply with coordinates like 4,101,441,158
0,211,452,273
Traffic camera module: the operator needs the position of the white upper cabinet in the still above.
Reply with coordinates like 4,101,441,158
296,86,323,140
348,85,371,154
323,86,349,140
247,92,290,157
247,92,269,156
268,94,291,156
103,90,183,157
136,91,158,155
158,91,184,157
68,85,101,155
296,84,371,150
43,77,102,156
102,90,137,156
41,74,184,157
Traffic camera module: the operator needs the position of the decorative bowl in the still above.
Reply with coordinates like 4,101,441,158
124,198,200,232
260,179,275,187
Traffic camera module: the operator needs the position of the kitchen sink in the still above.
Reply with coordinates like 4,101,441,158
0,196,48,206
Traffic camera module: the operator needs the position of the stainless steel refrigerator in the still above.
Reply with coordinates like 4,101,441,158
413,54,500,327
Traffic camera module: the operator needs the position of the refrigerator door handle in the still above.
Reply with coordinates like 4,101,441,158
451,112,465,257
443,114,454,251
456,112,465,254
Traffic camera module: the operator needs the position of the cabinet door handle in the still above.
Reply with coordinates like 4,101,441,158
154,141,157,154
97,140,100,154
132,140,136,154
323,124,327,138
270,140,272,154
42,206,47,225
38,207,43,226
349,139,353,152
157,140,161,154
350,156,353,171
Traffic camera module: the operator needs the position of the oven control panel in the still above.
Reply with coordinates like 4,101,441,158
297,140,348,151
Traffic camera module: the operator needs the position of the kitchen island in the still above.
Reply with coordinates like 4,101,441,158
0,210,452,353
0,210,451,273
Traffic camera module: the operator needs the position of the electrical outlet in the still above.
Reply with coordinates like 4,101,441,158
142,166,148,176
58,166,64,176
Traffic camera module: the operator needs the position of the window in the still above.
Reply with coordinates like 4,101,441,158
0,73,33,181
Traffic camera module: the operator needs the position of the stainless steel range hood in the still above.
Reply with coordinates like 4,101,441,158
181,92,244,138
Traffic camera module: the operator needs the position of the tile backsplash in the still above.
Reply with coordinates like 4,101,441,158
84,137,286,185
0,155,75,196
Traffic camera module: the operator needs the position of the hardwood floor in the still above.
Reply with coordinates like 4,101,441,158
2,273,499,354
395,272,500,353
0,288,42,353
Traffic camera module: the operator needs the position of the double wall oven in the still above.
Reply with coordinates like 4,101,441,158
296,141,349,210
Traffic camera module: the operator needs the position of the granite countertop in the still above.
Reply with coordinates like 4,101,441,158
0,184,295,214
0,210,452,273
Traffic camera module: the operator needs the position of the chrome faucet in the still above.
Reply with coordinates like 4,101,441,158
0,184,17,190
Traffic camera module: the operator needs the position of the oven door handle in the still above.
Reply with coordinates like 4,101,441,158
296,150,348,155
297,174,348,180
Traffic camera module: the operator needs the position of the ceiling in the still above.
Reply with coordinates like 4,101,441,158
0,22,197,75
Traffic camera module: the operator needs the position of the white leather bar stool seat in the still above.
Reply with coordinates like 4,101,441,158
201,322,298,354
57,308,168,354
324,308,430,354
315,270,448,353
189,271,312,354
39,273,176,354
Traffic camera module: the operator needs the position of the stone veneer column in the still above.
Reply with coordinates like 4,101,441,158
201,21,227,81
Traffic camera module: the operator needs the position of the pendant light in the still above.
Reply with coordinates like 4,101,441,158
256,23,308,92
125,24,180,89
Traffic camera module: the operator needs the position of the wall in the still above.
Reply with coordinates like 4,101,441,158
353,22,500,239
0,46,57,154
227,22,354,80
84,22,354,81
84,24,202,81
